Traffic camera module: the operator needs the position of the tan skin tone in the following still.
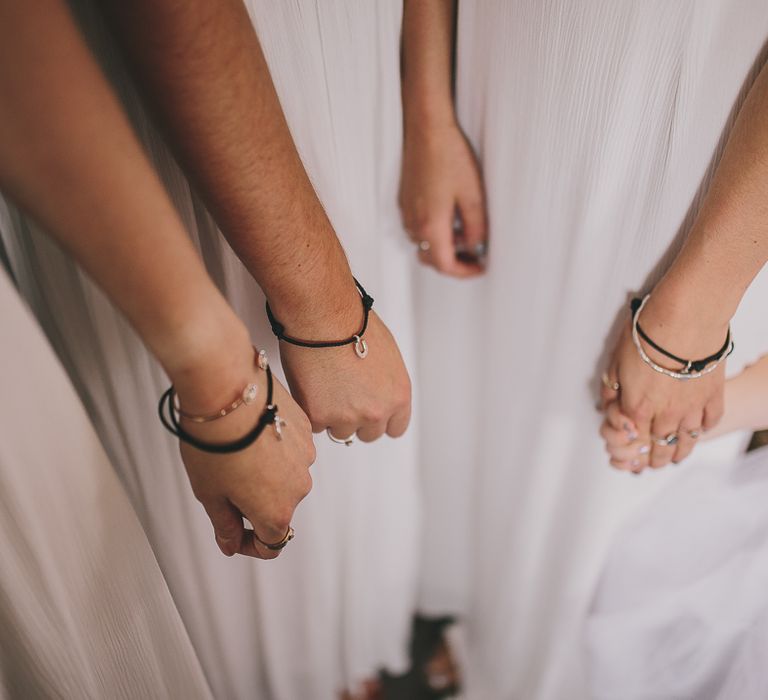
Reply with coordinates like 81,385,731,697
602,354,768,468
602,60,768,472
101,0,411,445
401,1,768,472
0,0,315,560
400,0,487,278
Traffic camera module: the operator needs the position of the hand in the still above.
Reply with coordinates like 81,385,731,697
399,119,487,277
602,293,728,469
173,341,315,559
279,311,412,443
602,354,768,471
600,400,649,473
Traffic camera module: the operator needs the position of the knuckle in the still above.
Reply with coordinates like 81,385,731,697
412,217,438,239
625,400,651,423
265,509,293,537
298,472,313,499
362,405,385,425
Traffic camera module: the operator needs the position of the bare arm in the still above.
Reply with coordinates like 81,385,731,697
652,61,768,328
101,0,358,336
101,0,412,441
604,60,768,471
399,0,487,277
0,0,314,558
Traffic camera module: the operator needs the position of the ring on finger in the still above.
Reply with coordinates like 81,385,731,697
255,526,295,551
326,428,356,447
652,432,679,447
601,372,620,392
417,240,431,252
686,429,701,439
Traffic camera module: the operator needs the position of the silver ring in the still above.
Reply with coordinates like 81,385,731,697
326,428,356,446
418,240,431,252
687,429,701,439
652,432,679,447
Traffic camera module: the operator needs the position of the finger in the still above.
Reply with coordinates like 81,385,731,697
599,419,634,448
240,529,280,560
418,244,483,278
673,410,704,463
609,457,632,471
386,402,412,438
357,420,387,443
600,364,620,409
649,413,680,469
606,439,651,463
455,193,487,251
605,401,637,437
621,396,653,445
703,395,725,432
202,498,245,557
327,421,358,444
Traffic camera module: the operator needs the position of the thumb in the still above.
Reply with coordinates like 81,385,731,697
456,190,487,254
202,498,245,557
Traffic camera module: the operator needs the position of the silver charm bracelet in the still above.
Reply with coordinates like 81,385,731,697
631,294,734,381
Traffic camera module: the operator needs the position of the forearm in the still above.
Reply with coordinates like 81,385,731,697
0,0,250,403
401,0,457,129
653,61,768,332
101,0,359,335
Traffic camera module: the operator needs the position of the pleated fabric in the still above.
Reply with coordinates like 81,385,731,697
588,442,768,700
0,265,211,700
3,2,419,698
415,2,768,698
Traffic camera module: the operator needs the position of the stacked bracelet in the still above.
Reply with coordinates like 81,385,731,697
265,278,374,359
630,295,734,380
158,349,286,453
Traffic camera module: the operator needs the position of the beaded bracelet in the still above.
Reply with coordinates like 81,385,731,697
265,278,373,359
631,295,733,380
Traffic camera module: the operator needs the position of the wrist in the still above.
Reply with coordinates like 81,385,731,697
402,81,457,132
160,310,256,416
262,236,363,340
639,283,731,360
403,103,458,137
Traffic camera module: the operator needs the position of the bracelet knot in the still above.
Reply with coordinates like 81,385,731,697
264,277,373,359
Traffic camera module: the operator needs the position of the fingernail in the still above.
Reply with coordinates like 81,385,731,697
623,423,637,441
638,444,650,455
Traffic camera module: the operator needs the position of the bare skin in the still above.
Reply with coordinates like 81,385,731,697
602,354,768,471
101,0,411,442
400,0,487,277
0,0,315,559
603,59,768,469
401,1,768,470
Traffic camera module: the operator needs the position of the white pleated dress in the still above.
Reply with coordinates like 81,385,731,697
415,3,768,698
588,441,768,700
4,2,419,699
0,256,211,699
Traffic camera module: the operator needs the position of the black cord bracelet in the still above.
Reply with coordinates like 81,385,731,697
265,277,374,359
630,297,733,373
158,364,281,454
